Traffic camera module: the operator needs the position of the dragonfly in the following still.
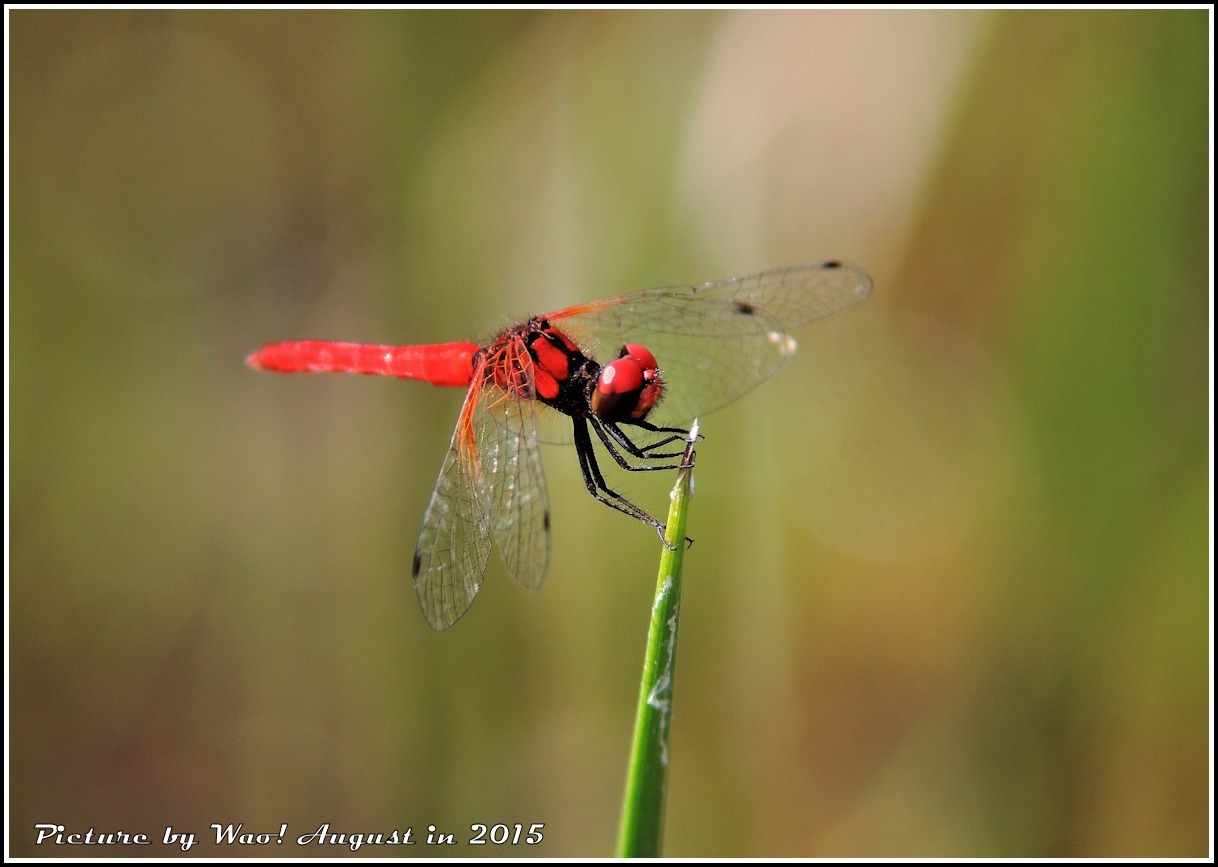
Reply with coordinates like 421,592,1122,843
248,260,871,630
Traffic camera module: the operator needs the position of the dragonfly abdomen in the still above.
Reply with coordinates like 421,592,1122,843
247,340,479,387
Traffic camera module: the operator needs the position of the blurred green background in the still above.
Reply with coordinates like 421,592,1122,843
8,9,1209,858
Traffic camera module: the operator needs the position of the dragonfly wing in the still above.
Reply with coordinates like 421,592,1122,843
481,397,550,592
480,338,551,591
557,261,872,338
609,328,800,427
552,261,871,425
412,379,495,631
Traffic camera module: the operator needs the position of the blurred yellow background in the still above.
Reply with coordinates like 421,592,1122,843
8,9,1209,858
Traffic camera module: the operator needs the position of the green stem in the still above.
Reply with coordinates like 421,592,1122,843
616,419,698,858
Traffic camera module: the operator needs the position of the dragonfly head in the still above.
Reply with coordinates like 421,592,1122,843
590,343,664,424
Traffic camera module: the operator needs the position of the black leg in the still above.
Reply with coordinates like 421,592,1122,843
594,420,688,470
634,418,703,448
571,417,667,532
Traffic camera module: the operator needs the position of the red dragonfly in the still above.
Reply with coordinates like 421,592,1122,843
248,260,871,629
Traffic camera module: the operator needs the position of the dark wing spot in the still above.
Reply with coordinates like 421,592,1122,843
823,260,842,269
543,510,551,532
733,300,757,316
411,550,422,578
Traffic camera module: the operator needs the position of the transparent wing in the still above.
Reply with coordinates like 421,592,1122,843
412,380,495,631
550,260,871,425
412,340,552,630
480,341,550,592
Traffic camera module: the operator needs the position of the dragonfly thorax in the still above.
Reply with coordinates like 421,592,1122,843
511,322,664,426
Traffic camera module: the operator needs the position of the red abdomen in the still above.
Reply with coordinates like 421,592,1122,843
247,341,479,388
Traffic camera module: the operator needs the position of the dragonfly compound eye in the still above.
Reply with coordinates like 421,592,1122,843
619,343,659,371
592,351,664,423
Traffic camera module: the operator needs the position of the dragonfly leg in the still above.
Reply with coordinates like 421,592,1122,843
593,420,689,470
633,419,705,452
579,418,694,551
605,419,696,458
572,418,667,531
